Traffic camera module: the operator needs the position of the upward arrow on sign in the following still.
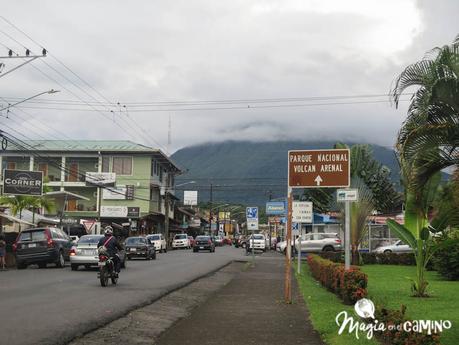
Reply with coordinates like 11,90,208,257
314,175,323,186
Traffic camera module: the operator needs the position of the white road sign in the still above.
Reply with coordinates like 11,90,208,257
337,189,359,202
183,190,198,206
292,201,313,223
247,219,259,231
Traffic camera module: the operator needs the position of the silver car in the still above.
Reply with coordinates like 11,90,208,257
70,235,126,271
374,240,412,254
295,233,342,253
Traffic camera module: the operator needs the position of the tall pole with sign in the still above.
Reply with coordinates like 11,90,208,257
337,189,358,270
287,149,350,304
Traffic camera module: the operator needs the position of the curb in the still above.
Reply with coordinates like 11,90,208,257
61,258,248,345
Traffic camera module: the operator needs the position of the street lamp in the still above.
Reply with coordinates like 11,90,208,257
0,89,60,113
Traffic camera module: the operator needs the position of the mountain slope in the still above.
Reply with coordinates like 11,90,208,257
171,141,400,206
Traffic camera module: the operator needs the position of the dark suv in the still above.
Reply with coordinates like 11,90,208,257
13,227,73,269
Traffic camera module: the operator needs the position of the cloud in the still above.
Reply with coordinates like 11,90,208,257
0,0,457,154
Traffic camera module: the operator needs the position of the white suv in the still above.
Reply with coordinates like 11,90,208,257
146,234,167,253
172,234,190,249
247,234,266,252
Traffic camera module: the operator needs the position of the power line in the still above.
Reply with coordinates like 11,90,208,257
0,19,169,153
11,98,411,113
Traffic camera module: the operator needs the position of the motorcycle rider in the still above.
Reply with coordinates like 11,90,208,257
97,226,123,276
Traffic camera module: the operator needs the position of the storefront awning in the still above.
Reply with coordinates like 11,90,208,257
44,191,90,202
0,212,35,226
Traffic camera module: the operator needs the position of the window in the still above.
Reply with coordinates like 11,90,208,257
159,167,163,182
102,156,110,172
7,161,16,170
112,157,132,175
38,163,48,177
151,160,158,176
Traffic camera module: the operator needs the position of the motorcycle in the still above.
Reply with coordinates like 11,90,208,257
97,247,118,287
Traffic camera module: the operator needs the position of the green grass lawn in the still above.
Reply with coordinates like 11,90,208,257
362,265,459,345
295,264,378,345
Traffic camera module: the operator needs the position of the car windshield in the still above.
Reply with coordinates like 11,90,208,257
78,235,103,244
19,230,47,242
196,236,209,241
148,235,160,240
253,235,264,240
126,237,144,245
175,234,187,239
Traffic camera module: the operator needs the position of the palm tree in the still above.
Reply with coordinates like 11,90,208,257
0,194,55,228
392,35,459,187
333,143,400,264
387,35,459,296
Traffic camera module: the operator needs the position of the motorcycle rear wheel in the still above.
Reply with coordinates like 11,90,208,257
100,266,109,287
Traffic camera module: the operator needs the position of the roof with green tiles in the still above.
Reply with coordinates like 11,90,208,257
3,140,182,172
7,140,158,152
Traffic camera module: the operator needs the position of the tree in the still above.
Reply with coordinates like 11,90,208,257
387,36,459,296
0,194,55,228
392,35,459,188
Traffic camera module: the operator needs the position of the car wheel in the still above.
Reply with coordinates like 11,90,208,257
322,246,334,252
152,252,157,260
384,249,392,254
85,264,91,270
146,253,151,260
38,262,47,269
56,251,65,268
121,258,126,269
71,264,78,271
16,261,27,269
127,256,132,260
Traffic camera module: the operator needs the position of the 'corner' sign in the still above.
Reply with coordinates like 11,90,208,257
288,149,350,188
3,169,43,196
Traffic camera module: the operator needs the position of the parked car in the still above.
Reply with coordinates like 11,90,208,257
193,235,215,253
214,235,224,246
146,234,167,253
374,240,412,254
70,234,126,271
188,236,195,247
295,233,342,253
125,237,156,260
13,227,73,269
247,234,266,252
172,234,190,249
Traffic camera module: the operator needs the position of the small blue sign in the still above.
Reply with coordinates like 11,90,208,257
266,201,286,215
246,207,258,219
292,223,299,231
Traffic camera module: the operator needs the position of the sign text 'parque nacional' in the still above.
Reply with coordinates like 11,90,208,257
288,149,350,188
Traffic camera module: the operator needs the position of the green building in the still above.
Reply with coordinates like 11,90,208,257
0,140,182,236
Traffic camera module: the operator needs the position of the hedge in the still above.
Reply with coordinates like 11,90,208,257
306,254,367,304
317,251,418,266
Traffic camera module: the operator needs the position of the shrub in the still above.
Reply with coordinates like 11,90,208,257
361,252,417,266
372,305,441,345
306,254,367,304
433,238,459,280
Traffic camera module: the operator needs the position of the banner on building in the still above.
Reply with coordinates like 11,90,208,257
3,169,43,196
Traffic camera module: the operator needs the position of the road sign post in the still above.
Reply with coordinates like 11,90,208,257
337,188,358,270
285,149,350,304
246,207,258,265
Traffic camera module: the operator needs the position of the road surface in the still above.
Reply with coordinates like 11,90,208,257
0,246,245,345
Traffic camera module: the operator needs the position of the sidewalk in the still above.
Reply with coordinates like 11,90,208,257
156,252,323,345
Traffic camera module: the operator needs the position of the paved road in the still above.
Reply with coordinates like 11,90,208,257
0,246,246,345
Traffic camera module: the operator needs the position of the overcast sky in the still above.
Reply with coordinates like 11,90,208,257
1,0,458,154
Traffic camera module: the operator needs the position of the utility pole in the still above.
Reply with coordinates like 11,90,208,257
0,49,47,80
284,187,293,303
209,183,213,236
165,188,170,248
